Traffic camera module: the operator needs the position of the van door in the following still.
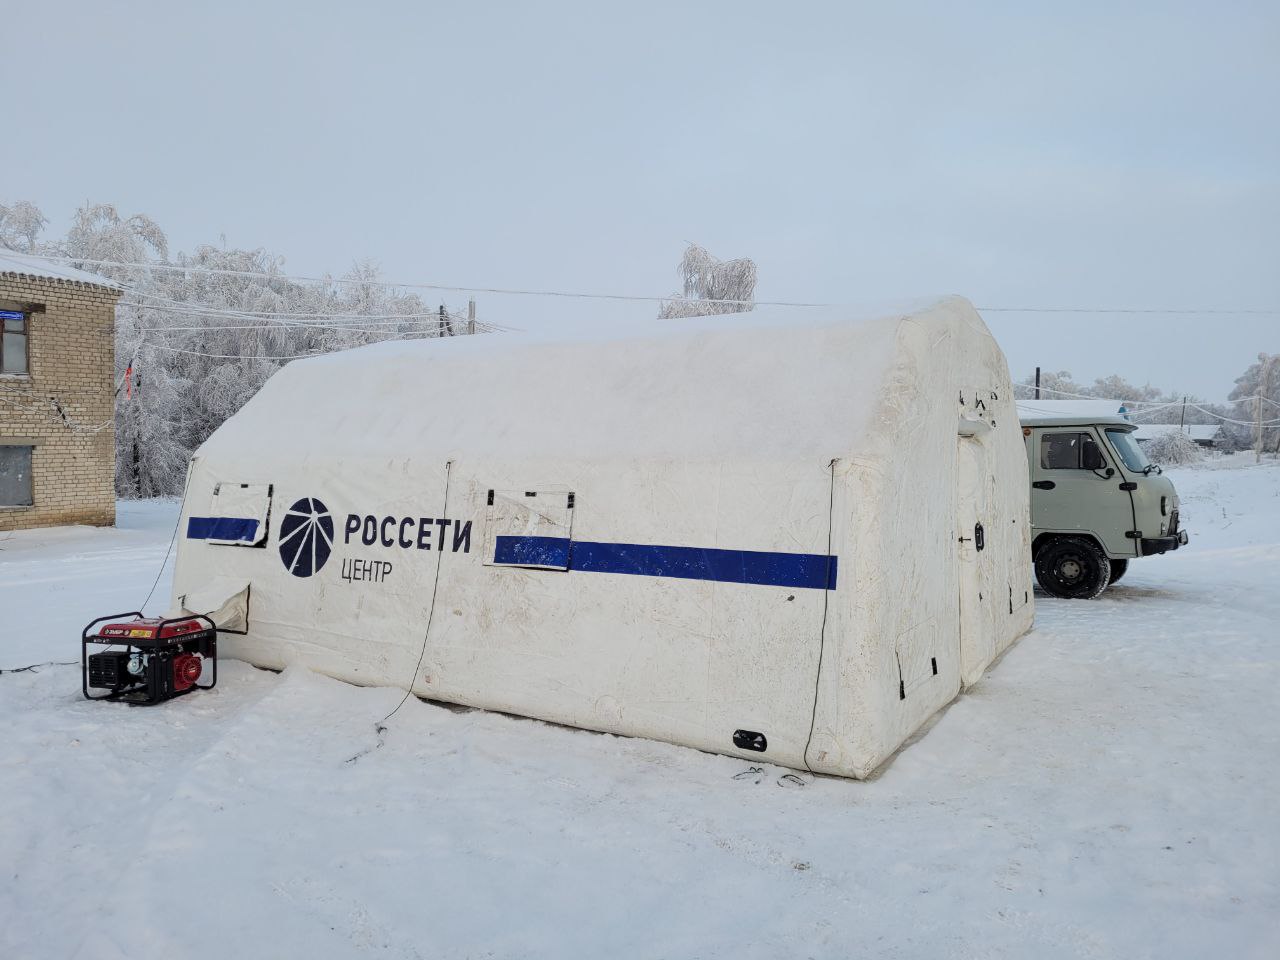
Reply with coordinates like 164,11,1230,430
1030,428,1136,558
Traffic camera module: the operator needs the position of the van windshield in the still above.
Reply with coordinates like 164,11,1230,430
1106,428,1150,473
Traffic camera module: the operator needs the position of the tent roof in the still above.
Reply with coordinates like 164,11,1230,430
0,250,123,293
198,296,989,466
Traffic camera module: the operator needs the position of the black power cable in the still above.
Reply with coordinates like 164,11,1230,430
347,461,454,765
801,458,838,774
0,660,77,675
139,465,195,612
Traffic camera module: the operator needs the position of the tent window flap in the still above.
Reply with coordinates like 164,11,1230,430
483,489,575,570
189,483,273,546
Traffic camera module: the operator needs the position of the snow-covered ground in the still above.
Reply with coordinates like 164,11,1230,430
2,456,1278,959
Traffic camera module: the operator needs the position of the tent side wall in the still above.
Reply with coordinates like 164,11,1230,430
173,311,900,775
180,455,838,771
170,299,1031,779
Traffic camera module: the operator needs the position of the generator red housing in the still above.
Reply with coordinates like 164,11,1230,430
83,612,217,704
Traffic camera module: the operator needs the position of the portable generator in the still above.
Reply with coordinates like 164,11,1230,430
82,612,217,704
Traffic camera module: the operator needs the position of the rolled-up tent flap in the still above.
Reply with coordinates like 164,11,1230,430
170,577,251,632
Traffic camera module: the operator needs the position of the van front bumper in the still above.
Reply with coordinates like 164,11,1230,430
1141,529,1190,555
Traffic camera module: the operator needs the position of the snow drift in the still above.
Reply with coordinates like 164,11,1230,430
170,296,1033,777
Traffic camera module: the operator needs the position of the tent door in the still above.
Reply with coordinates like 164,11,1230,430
957,437,997,683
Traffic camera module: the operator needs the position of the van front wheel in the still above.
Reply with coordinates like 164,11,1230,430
1034,537,1112,599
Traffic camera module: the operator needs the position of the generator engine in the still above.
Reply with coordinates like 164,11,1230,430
83,612,217,704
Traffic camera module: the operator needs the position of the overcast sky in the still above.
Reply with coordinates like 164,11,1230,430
5,0,1277,398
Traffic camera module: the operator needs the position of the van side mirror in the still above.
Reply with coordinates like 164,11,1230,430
1082,442,1105,471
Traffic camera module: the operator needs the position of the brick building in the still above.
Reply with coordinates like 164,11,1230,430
0,252,121,531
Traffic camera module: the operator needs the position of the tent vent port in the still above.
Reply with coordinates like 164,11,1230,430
733,730,768,752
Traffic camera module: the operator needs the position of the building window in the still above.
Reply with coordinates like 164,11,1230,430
1,309,29,375
0,445,34,506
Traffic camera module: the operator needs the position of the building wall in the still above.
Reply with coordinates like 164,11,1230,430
0,274,119,531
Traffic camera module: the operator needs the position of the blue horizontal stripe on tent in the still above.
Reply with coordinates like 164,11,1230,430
491,535,571,568
186,516,260,542
493,536,837,590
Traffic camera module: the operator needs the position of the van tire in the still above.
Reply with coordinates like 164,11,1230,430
1034,537,1112,599
1108,558,1129,584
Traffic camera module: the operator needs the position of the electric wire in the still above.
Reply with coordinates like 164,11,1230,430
15,251,1279,315
0,660,78,675
0,391,113,434
1186,403,1280,428
6,252,813,307
138,469,194,613
980,306,1280,316
15,250,1280,417
141,343,347,362
1013,381,1280,411
123,287,492,323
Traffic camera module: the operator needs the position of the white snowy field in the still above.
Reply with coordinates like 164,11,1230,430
2,458,1278,960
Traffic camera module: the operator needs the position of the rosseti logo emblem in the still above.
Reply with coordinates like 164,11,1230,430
278,497,334,577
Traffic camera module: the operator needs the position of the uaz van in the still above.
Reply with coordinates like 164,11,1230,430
1018,412,1189,598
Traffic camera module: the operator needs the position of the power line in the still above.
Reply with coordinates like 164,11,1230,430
112,280,516,333
13,250,1280,315
1186,402,1280,427
143,322,503,336
7,252,785,307
0,391,113,434
982,306,1279,316
1013,381,1280,410
140,314,505,334
122,287,483,323
142,342,347,361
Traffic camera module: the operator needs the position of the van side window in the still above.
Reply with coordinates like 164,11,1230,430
1040,432,1101,470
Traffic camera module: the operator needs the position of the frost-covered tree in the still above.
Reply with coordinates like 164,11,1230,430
0,200,48,253
1088,375,1165,405
1017,370,1163,405
1227,353,1280,453
19,200,486,496
658,243,757,319
1142,429,1204,466
62,203,168,281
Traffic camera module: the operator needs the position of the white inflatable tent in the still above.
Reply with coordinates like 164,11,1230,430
171,296,1033,778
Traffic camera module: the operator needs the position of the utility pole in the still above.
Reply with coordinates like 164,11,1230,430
1034,366,1041,400
1255,388,1263,464
1255,353,1276,464
467,298,476,335
1179,396,1187,431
